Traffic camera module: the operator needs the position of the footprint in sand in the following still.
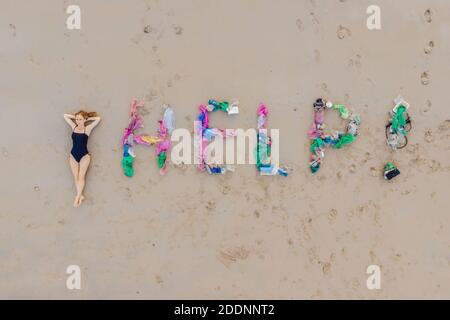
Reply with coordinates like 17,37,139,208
369,250,378,264
205,201,216,211
221,185,231,195
9,23,16,36
440,120,450,129
424,9,432,23
321,82,330,93
145,88,158,103
437,120,450,139
310,12,320,25
421,99,432,114
424,129,434,143
173,26,183,35
337,25,351,39
421,72,431,85
428,160,442,173
143,25,153,34
322,262,332,275
424,41,434,54
328,209,338,222
314,49,320,62
295,18,303,31
217,247,250,268
370,166,378,177
348,54,362,70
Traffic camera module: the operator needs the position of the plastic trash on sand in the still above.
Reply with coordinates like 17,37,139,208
255,103,289,177
155,105,174,175
122,156,134,177
163,104,175,134
228,99,239,115
205,164,235,175
386,96,411,150
383,96,411,182
122,99,144,177
383,162,400,180
308,98,360,173
393,95,410,112
122,99,174,176
197,99,239,174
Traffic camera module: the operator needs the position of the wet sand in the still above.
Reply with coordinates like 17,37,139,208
0,0,449,299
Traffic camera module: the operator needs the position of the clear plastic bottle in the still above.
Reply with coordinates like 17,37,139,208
163,104,175,134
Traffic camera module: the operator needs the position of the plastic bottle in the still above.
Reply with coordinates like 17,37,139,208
228,98,239,114
257,115,266,129
163,104,175,134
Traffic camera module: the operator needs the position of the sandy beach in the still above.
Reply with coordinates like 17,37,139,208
1,0,449,299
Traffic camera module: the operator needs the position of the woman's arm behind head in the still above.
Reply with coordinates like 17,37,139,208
63,114,76,129
85,116,101,135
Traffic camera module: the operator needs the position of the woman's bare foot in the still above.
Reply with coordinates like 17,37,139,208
77,195,85,207
74,195,80,207
74,194,84,207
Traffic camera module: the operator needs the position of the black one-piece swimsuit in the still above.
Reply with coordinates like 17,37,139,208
71,127,89,162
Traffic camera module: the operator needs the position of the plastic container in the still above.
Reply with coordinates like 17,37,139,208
163,104,175,134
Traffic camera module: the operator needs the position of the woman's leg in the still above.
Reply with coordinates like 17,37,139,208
75,154,91,207
69,155,81,206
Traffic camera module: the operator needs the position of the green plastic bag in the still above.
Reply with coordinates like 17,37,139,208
219,101,229,113
122,155,134,177
256,133,271,169
310,138,324,152
157,151,167,169
334,133,355,149
310,162,320,174
392,105,407,134
332,104,350,119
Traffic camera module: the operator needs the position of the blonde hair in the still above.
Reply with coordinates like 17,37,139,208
75,110,98,119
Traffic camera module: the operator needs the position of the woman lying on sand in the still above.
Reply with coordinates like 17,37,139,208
64,111,101,207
